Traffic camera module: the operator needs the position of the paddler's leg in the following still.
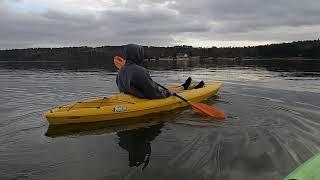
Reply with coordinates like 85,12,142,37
186,81,205,89
194,81,205,89
181,77,192,90
170,86,184,93
170,80,205,92
166,77,194,93
170,80,205,94
170,77,192,92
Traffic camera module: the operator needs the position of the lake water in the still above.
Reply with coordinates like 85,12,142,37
0,60,319,180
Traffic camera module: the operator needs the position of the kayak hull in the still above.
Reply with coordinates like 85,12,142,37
283,153,320,180
44,82,222,125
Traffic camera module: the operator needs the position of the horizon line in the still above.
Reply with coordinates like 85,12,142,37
1,39,319,51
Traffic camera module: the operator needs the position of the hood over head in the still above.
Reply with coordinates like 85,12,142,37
124,44,144,65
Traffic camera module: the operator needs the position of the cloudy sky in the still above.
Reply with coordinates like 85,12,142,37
0,0,319,49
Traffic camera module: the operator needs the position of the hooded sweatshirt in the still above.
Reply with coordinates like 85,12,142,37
116,44,170,99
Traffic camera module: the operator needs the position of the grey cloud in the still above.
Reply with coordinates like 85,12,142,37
0,9,175,48
0,0,319,49
170,0,320,33
102,9,210,35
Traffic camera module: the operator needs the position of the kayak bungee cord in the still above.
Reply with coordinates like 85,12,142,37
58,98,135,111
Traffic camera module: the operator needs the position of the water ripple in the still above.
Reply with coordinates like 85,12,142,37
0,66,319,180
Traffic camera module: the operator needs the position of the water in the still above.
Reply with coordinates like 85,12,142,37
0,60,319,180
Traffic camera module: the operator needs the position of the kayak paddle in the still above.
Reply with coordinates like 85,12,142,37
113,56,225,120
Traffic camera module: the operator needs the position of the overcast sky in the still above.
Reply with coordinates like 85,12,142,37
0,0,319,49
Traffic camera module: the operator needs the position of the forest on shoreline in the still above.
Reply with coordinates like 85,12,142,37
0,40,319,63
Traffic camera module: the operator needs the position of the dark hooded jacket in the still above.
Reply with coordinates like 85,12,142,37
116,44,170,99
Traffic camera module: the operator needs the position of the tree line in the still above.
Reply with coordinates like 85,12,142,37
0,40,319,63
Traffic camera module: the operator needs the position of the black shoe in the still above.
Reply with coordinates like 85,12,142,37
194,81,205,89
182,77,192,90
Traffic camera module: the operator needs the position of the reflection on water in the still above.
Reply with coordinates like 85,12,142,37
46,118,165,170
0,59,320,180
118,123,163,169
45,109,215,169
143,59,320,72
45,110,182,138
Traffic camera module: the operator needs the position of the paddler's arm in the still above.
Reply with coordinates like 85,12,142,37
133,70,171,99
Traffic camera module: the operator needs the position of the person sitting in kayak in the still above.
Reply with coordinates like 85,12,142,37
116,44,204,99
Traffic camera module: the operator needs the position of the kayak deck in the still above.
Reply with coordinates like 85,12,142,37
44,82,222,125
283,153,320,180
51,95,143,112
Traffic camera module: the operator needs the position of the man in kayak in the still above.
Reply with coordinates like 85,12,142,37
116,44,204,99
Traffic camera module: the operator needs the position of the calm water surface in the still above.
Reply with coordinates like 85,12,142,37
0,60,320,180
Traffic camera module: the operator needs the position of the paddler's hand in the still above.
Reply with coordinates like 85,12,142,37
169,90,177,96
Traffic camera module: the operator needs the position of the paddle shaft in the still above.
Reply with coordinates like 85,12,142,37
154,82,189,103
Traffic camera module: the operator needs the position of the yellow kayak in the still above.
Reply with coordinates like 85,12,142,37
44,82,222,125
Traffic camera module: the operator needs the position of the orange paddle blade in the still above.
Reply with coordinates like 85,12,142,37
190,102,225,120
113,56,126,69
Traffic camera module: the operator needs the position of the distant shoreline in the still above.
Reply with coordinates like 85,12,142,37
0,40,319,62
214,57,320,61
1,57,320,63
